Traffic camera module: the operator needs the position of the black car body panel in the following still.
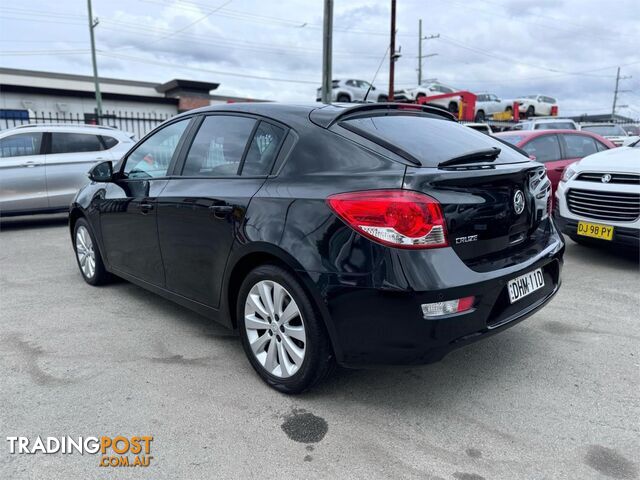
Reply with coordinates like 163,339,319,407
70,102,564,367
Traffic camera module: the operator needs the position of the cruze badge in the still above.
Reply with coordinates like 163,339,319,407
601,173,612,183
513,190,525,215
455,234,478,244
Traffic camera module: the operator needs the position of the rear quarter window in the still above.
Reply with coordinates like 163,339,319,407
340,114,527,167
100,136,119,149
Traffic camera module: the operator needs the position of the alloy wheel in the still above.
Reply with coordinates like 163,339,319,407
75,226,96,279
244,280,306,378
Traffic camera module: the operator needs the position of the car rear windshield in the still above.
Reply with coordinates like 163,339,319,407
582,125,626,136
534,122,575,130
498,135,526,145
341,113,527,167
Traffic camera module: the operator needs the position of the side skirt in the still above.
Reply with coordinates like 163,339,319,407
109,267,235,331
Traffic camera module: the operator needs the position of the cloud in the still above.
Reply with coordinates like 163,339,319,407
1,0,638,117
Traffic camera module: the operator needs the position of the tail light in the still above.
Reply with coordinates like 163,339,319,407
326,189,448,249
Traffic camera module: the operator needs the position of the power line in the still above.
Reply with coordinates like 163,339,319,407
98,51,320,84
137,0,417,37
152,0,232,42
439,35,619,78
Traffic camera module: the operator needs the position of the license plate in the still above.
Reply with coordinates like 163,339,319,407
507,268,545,304
577,221,614,241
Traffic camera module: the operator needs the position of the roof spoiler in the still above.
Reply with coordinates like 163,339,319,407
310,102,457,128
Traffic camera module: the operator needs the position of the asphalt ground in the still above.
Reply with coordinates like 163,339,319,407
0,214,638,480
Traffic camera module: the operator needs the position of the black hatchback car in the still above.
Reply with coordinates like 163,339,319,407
70,103,564,393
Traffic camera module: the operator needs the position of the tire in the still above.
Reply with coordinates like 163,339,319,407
237,264,335,394
73,218,111,285
526,105,535,117
377,94,388,103
448,101,459,114
337,94,350,103
505,106,513,112
475,110,485,122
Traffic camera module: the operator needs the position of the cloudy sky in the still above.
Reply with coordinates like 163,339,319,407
1,0,639,118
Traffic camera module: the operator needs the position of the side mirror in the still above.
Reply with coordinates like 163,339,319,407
89,160,113,182
371,86,376,91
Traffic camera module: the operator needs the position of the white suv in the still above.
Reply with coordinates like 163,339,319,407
513,118,578,131
393,81,461,112
580,123,639,147
316,79,386,103
554,140,639,248
511,94,558,117
0,124,135,216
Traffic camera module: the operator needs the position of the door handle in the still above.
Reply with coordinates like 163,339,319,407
209,205,233,219
139,202,155,214
20,161,39,168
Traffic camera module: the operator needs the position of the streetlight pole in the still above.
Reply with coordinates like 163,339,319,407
417,19,439,85
321,0,333,104
388,0,396,101
87,0,103,121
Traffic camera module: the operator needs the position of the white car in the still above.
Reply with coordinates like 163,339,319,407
465,122,493,134
512,118,578,131
580,123,639,147
554,140,639,249
0,124,135,216
315,79,386,103
393,81,461,113
510,94,558,117
474,93,511,121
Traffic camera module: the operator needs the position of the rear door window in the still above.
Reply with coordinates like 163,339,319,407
0,132,42,158
51,133,103,153
182,115,256,177
521,135,561,162
561,134,598,158
340,113,527,167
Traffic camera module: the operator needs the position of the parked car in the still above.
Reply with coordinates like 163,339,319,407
474,93,511,121
554,140,639,248
465,122,493,134
580,123,639,147
509,95,558,117
621,124,640,136
393,81,461,112
512,118,578,131
0,124,135,216
494,129,615,194
69,102,563,393
315,79,386,103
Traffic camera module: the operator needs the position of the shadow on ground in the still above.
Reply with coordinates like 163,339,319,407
0,213,69,232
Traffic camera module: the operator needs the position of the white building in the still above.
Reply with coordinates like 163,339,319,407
0,67,265,127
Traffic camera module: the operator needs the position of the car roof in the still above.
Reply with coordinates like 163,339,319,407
495,129,614,145
180,102,456,129
526,118,574,123
0,123,131,137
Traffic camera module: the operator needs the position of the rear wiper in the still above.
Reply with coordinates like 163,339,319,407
438,147,501,168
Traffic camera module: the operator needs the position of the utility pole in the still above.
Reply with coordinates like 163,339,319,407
611,66,631,120
87,0,103,121
417,19,439,85
388,0,396,101
321,0,333,104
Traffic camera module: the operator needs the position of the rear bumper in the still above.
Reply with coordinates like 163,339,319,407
320,231,564,366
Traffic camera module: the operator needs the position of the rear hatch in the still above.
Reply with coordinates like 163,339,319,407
404,164,551,271
334,110,553,271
